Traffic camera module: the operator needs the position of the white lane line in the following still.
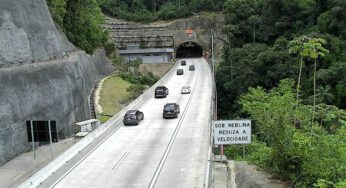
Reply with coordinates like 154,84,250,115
112,152,129,171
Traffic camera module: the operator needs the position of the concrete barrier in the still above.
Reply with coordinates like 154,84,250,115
18,62,178,188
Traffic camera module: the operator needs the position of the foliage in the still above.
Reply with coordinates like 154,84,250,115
228,79,346,187
98,0,224,22
225,138,273,169
104,41,116,57
47,0,108,54
127,84,146,98
46,0,66,27
218,0,346,118
119,72,159,86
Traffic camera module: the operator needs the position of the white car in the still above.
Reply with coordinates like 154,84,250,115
181,86,191,94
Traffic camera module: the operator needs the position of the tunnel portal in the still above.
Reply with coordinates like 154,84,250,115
176,41,204,58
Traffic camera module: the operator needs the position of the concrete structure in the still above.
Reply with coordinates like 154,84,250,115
105,15,224,59
0,0,113,166
75,119,100,137
119,44,174,63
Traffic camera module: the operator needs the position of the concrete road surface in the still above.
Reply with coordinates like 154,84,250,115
40,58,213,188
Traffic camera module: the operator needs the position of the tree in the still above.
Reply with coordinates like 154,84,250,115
64,0,107,53
248,15,260,43
305,38,329,122
46,0,66,27
288,35,311,124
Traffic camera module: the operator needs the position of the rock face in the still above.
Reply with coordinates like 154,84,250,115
0,0,113,165
0,0,75,68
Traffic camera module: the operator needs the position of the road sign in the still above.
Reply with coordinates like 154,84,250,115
213,120,251,144
185,29,193,34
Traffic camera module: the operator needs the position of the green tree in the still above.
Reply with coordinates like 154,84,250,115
288,35,311,124
64,0,107,53
305,38,329,122
46,0,66,27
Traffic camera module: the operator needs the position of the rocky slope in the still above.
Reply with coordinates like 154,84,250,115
0,0,113,165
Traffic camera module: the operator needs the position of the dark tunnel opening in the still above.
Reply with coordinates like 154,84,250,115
176,41,203,58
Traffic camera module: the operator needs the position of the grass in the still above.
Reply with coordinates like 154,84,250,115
97,75,133,123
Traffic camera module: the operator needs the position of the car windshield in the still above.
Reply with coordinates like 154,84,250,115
125,114,136,118
164,105,175,111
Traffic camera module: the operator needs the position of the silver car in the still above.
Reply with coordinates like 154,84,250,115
181,86,191,94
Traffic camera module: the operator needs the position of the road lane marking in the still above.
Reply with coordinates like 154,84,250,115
112,152,129,171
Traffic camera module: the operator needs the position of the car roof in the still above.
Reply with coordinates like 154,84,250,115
156,86,166,89
126,110,138,114
165,103,177,106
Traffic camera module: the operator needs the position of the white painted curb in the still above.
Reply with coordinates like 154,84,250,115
18,63,178,188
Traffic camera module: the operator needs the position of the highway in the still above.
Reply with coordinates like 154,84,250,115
40,58,213,188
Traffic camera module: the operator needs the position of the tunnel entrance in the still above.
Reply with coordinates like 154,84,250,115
176,41,203,58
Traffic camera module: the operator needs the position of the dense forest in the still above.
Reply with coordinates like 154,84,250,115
218,0,346,187
46,0,346,187
98,0,225,22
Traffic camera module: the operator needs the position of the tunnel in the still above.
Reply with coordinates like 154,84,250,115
176,41,203,58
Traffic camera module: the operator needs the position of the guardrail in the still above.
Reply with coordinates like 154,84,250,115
18,62,179,188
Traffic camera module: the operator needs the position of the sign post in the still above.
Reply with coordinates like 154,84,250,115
213,120,251,159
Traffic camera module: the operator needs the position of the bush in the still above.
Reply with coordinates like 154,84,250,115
119,72,159,86
238,79,346,186
225,139,273,170
104,41,116,57
127,84,145,98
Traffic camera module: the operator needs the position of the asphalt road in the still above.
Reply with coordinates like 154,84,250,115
40,58,213,188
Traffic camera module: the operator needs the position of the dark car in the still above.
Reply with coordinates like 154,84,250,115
163,103,180,118
181,60,186,66
155,86,169,98
177,68,184,75
189,65,195,71
123,110,144,125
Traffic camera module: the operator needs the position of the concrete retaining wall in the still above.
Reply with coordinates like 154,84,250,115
0,50,113,166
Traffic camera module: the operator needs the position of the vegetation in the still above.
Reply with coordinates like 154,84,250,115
218,0,346,187
98,0,225,22
47,0,110,54
98,75,133,123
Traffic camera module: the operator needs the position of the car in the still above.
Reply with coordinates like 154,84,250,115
123,110,144,125
155,86,169,98
189,65,195,71
181,86,191,94
163,103,180,118
177,68,184,75
181,60,186,66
